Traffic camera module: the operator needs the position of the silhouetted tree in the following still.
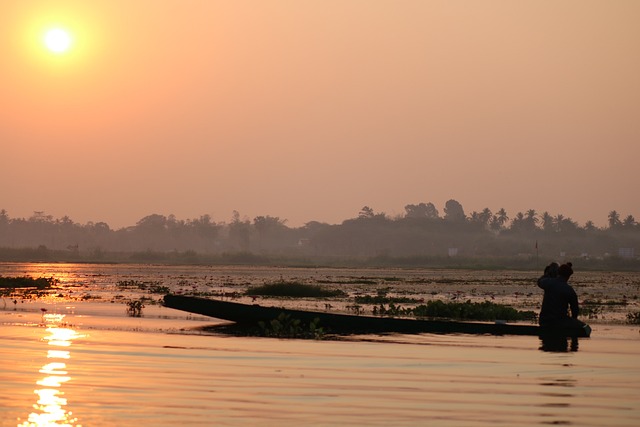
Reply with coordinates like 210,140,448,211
1,203,639,264
404,202,439,219
302,221,330,233
489,216,502,231
525,209,538,230
0,209,8,230
558,217,579,233
623,215,636,228
444,199,465,222
358,206,375,219
491,208,509,231
608,210,622,229
136,214,168,230
584,220,597,231
479,208,492,228
189,214,219,239
229,211,251,251
540,212,554,232
510,212,526,231
253,216,286,235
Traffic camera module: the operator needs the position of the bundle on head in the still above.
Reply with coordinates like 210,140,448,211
544,262,559,277
558,262,573,278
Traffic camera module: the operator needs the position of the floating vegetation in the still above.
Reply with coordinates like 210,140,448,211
317,278,377,285
257,313,324,339
355,295,424,305
126,299,145,317
583,298,628,306
413,300,536,321
117,280,170,295
246,280,346,298
346,304,364,315
0,276,58,289
582,298,629,320
373,300,536,322
373,302,407,317
581,304,604,320
627,311,640,325
0,276,59,298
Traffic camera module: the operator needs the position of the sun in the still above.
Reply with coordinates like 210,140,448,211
44,28,73,54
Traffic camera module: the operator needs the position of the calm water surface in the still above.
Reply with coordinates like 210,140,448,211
1,263,639,426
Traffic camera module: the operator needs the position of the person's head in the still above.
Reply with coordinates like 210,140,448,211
544,262,559,277
558,262,573,279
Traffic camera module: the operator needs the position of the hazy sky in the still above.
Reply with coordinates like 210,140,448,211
2,1,638,229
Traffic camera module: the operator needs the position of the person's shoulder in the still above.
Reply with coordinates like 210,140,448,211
538,276,558,287
565,282,578,293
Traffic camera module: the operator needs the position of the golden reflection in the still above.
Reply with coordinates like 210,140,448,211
40,363,68,375
47,350,70,359
18,313,83,427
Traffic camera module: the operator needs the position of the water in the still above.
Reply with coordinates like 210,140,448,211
1,263,639,426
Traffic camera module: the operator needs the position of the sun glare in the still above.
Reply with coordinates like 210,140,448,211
44,28,72,53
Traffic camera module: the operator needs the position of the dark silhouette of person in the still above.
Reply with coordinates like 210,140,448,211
539,335,579,352
537,262,585,329
537,262,587,352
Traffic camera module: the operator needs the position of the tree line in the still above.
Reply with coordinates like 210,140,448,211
0,201,638,268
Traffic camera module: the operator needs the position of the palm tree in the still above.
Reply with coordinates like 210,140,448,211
510,212,525,231
623,215,636,228
479,208,492,228
525,209,539,230
554,214,565,232
496,208,509,228
560,217,579,232
469,211,481,223
608,210,622,229
584,220,597,231
540,212,554,232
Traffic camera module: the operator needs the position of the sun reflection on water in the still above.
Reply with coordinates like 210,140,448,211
18,313,83,427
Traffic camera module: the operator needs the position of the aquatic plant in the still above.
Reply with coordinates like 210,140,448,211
246,280,346,298
412,300,536,321
373,300,536,322
0,276,58,289
355,294,423,305
126,299,145,317
0,276,58,298
627,311,640,324
581,304,604,320
257,313,324,339
117,280,170,295
317,278,378,285
346,304,364,315
373,302,411,317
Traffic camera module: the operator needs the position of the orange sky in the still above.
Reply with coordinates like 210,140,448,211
2,1,639,228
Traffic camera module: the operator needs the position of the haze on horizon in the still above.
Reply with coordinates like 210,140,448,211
1,1,638,230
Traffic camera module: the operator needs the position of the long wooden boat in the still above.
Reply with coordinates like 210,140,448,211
163,294,591,337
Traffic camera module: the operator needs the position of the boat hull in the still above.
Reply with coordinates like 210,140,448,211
163,294,591,337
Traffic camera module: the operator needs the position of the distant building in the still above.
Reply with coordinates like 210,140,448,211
298,238,310,247
618,248,635,258
448,248,458,257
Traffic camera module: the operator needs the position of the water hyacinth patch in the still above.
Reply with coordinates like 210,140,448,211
246,280,346,298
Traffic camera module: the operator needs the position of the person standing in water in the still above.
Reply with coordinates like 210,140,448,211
537,262,585,328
